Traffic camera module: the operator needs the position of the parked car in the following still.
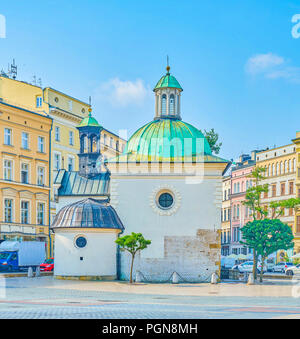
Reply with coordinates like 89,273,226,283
266,258,276,272
232,261,267,273
272,262,294,273
285,264,300,276
40,258,54,272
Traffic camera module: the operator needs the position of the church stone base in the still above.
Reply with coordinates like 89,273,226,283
55,275,117,281
120,229,221,283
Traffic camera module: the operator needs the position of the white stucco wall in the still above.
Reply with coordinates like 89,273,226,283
110,173,223,282
54,230,118,277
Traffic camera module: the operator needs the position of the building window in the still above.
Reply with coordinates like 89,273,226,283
69,131,74,146
21,132,29,149
157,192,174,210
297,216,300,234
4,160,13,181
36,96,42,108
4,128,12,145
281,183,286,196
55,126,60,142
68,100,73,112
54,153,61,171
103,134,107,145
4,199,13,222
75,236,87,249
169,94,175,115
37,203,45,225
289,182,294,195
116,140,119,152
68,157,74,171
21,201,29,224
272,184,276,197
110,137,113,148
161,94,167,115
37,167,45,186
21,163,29,184
38,137,45,153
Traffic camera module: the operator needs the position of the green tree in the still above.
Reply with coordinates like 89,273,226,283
201,128,222,154
115,232,151,284
242,167,268,279
241,219,294,282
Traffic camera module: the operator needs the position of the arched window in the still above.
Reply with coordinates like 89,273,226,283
161,95,167,115
280,162,283,174
169,94,175,115
289,159,292,173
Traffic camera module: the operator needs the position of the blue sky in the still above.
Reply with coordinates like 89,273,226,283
1,0,300,160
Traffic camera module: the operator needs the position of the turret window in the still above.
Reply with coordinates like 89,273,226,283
169,94,175,115
161,95,167,115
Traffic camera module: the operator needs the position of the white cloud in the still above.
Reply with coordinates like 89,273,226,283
245,53,300,83
94,78,151,107
245,53,284,75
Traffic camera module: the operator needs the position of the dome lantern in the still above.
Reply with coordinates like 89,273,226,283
77,106,103,179
153,65,183,120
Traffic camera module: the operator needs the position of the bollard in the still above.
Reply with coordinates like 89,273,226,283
247,273,254,285
135,271,142,283
35,266,40,277
211,273,218,284
27,267,34,278
172,272,179,284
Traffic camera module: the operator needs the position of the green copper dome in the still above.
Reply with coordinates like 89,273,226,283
122,119,212,162
78,113,101,128
154,72,183,91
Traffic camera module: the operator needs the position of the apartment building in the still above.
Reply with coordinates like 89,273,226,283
0,101,52,254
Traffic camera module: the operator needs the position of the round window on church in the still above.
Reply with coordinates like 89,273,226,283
157,192,174,210
75,236,87,249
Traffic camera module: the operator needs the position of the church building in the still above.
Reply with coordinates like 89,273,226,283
51,66,230,282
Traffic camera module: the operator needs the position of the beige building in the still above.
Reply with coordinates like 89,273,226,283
292,132,300,253
256,144,297,254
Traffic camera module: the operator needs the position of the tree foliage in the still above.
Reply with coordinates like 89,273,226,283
201,128,222,154
241,219,294,282
115,232,151,283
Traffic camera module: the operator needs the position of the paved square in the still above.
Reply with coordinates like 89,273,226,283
0,276,299,319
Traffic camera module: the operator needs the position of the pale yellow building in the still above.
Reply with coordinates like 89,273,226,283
292,132,300,253
0,101,52,255
256,144,298,253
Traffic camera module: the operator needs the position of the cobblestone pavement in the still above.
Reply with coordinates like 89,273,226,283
0,277,300,319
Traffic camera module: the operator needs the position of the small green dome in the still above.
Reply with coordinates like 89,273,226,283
154,73,183,91
123,119,211,162
78,114,101,128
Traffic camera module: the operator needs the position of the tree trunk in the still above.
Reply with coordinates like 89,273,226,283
253,251,257,280
259,256,266,283
129,253,135,284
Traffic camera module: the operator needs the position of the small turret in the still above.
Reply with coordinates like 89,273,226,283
77,107,103,178
153,64,183,120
